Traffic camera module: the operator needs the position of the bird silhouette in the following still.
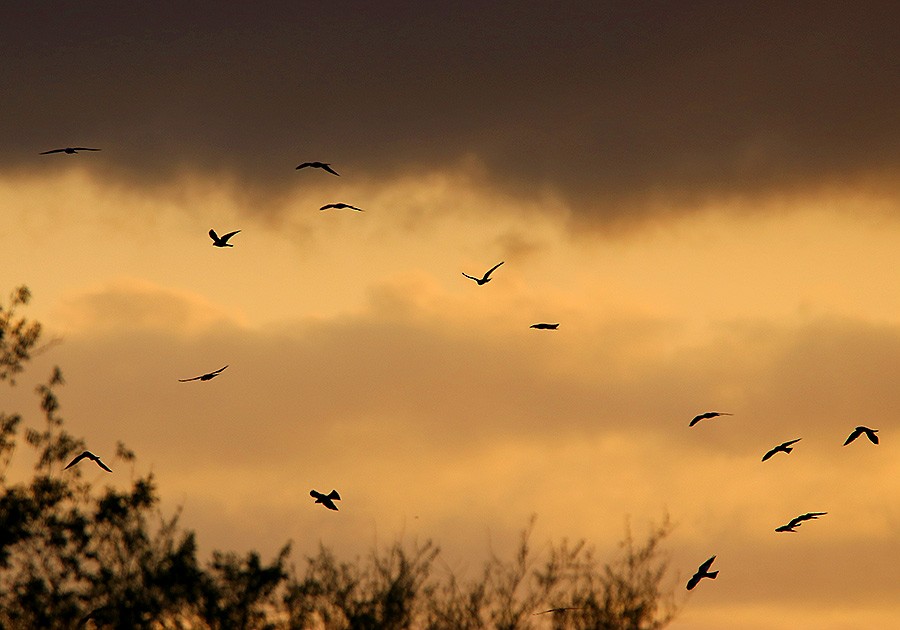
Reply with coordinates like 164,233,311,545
40,147,101,155
843,426,878,446
686,555,718,590
178,365,229,382
530,323,559,330
209,229,241,247
762,438,802,461
689,411,733,427
775,512,827,532
296,161,340,176
64,451,112,472
532,607,583,615
462,262,504,285
310,489,341,511
319,203,363,212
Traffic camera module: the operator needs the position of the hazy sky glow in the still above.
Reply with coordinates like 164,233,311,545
2,3,900,628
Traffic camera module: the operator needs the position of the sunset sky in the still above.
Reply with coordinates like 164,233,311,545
2,3,899,628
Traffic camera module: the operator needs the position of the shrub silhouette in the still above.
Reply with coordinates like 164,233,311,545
1,286,679,629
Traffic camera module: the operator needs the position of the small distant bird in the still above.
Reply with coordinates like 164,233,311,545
40,147,101,155
532,607,583,615
296,161,340,176
319,203,363,212
209,229,241,247
462,262,504,285
762,438,802,462
310,489,341,511
178,365,229,382
65,451,112,472
843,426,879,446
689,411,733,427
686,555,718,590
530,323,559,330
775,511,827,532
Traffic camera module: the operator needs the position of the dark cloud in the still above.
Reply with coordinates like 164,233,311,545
3,2,897,220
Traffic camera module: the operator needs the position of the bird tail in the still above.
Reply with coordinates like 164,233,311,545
707,571,719,580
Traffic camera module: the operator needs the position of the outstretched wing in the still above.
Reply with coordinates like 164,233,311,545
319,204,337,211
866,429,879,444
483,261,505,279
39,148,66,154
697,555,716,573
782,438,802,448
219,231,240,243
72,147,100,151
209,229,220,241
178,374,202,382
843,428,862,445
64,451,89,469
462,273,479,281
761,447,777,462
327,489,341,501
296,162,313,170
94,457,113,473
210,365,229,375
321,164,340,176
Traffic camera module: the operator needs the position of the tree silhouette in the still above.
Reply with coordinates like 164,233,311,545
1,286,680,629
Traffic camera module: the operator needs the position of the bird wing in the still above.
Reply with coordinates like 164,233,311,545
65,451,89,469
209,229,220,241
178,375,202,382
843,428,862,445
327,489,341,500
689,414,706,426
782,438,802,447
72,147,100,151
462,273,479,281
296,162,312,169
323,500,339,511
220,230,240,242
211,365,229,375
870,431,879,444
39,148,66,154
698,555,716,573
95,457,113,473
321,164,340,176
319,204,336,210
483,261,505,279
761,448,777,462
346,205,363,211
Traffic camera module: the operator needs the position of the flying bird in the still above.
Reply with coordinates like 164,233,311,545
462,261,504,285
178,365,229,382
64,451,112,473
532,607,583,615
530,323,559,330
775,512,827,532
689,411,733,427
39,147,101,155
310,489,341,511
209,229,241,247
686,555,718,590
843,426,879,446
296,161,340,176
319,203,363,212
762,438,802,462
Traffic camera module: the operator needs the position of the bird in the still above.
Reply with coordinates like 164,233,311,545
319,203,363,212
209,229,241,247
462,262,504,285
532,607,583,615
296,161,340,176
64,451,112,473
686,555,718,590
762,438,802,462
843,426,878,446
689,411,733,427
310,489,341,511
178,365,229,382
530,323,559,330
775,512,827,532
39,147,101,155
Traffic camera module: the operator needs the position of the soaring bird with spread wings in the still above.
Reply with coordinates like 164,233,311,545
775,512,827,532
319,203,363,212
689,411,732,427
843,426,878,446
40,147,101,155
310,489,341,511
65,451,112,472
296,161,340,176
178,365,229,382
686,555,718,590
462,261,504,285
761,438,802,461
530,323,559,330
209,229,241,247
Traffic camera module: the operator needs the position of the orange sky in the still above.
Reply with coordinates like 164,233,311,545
2,4,900,628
